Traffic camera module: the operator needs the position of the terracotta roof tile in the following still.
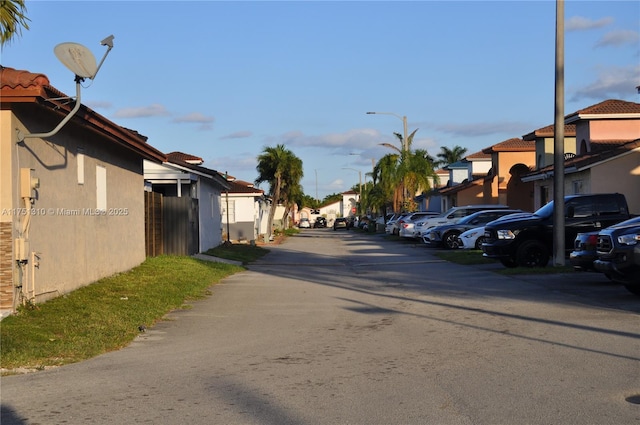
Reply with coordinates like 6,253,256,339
522,124,577,140
482,138,535,154
571,99,640,115
167,151,204,164
0,66,50,88
229,180,263,194
466,150,492,159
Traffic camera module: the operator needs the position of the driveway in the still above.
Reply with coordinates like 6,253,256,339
2,230,639,424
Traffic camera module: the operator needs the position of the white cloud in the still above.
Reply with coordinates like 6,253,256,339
113,104,170,118
220,131,253,139
595,30,640,48
432,122,532,137
86,100,112,109
570,65,640,101
277,128,382,149
566,16,613,31
173,112,215,124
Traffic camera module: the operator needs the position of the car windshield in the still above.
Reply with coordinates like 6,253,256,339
534,201,554,218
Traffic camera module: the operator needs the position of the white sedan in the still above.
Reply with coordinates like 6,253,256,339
458,226,486,250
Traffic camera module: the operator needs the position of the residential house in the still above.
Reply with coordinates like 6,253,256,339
1,67,166,311
437,150,496,210
222,178,267,243
144,151,230,254
522,100,640,213
480,138,537,211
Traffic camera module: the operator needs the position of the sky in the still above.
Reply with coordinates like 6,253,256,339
2,0,639,200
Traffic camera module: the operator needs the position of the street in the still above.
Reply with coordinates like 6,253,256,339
2,229,639,424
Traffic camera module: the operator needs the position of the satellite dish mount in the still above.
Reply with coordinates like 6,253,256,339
17,35,115,142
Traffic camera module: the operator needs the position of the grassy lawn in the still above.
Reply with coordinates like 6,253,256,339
204,242,270,264
1,245,268,372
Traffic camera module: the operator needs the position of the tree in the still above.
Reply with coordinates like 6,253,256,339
435,145,468,168
0,0,30,47
255,144,303,240
372,128,438,213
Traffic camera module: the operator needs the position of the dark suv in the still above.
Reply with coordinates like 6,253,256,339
593,216,640,296
482,193,631,268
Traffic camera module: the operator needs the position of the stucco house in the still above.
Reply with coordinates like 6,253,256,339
1,67,166,312
480,138,537,211
522,99,640,213
222,178,267,243
143,151,230,254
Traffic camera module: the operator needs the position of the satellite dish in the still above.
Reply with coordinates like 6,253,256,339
54,42,98,79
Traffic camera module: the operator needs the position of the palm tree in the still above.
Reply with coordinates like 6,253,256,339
435,145,468,168
255,144,303,240
0,0,30,47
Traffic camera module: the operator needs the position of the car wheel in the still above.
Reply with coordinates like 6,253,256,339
516,240,549,268
500,257,518,268
443,231,462,249
623,285,640,296
474,236,486,250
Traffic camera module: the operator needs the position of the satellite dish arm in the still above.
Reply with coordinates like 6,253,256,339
93,35,114,79
17,78,83,142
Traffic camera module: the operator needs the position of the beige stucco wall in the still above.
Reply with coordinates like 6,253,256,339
589,149,640,214
535,137,577,169
532,148,639,214
577,119,640,144
10,109,147,303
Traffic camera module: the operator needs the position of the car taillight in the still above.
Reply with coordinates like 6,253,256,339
586,234,598,246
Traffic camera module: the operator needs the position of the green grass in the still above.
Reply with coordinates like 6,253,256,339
0,256,245,371
204,242,270,264
434,249,497,265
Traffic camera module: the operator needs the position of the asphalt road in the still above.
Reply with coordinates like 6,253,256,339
2,229,639,424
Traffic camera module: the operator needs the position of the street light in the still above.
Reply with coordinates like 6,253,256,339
366,111,408,154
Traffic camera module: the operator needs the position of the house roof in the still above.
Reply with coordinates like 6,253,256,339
567,99,640,120
228,179,264,195
522,124,577,140
482,138,535,154
438,176,484,195
444,160,469,169
1,66,166,163
523,139,640,180
167,151,204,165
466,150,492,160
165,156,230,189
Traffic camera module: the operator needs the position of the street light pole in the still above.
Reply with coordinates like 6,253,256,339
366,111,408,154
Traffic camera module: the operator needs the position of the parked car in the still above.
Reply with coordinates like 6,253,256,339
333,217,349,231
458,226,487,250
313,217,327,228
386,213,411,235
569,231,600,271
593,216,640,296
425,209,524,249
399,212,441,239
414,205,511,239
482,193,631,268
457,213,533,250
298,218,311,228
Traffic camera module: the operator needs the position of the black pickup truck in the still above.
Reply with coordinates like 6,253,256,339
593,216,640,296
481,193,631,268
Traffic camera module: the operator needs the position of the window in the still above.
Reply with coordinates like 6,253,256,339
221,199,235,223
572,180,583,194
96,165,107,211
566,199,594,219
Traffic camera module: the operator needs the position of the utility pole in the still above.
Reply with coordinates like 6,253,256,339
553,0,565,266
